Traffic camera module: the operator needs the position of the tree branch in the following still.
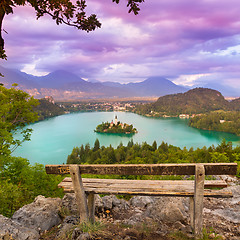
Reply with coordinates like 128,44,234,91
0,7,5,52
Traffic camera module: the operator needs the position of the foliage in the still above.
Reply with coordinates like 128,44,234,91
170,228,224,240
78,221,105,234
67,139,240,177
0,155,64,217
189,111,240,136
0,0,144,60
35,98,65,121
95,121,137,134
134,88,231,117
0,84,39,157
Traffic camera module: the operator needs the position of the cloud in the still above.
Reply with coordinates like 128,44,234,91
1,0,240,88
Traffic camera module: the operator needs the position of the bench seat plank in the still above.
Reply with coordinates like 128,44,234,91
58,178,232,198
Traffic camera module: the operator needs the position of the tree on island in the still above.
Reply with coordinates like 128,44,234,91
0,0,144,61
95,118,137,134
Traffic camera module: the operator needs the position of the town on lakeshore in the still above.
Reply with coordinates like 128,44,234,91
94,115,137,134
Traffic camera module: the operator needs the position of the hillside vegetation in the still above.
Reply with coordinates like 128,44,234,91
67,139,240,178
34,99,65,120
134,88,239,116
189,111,240,135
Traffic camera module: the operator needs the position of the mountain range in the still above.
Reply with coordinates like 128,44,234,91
0,65,238,100
0,66,187,100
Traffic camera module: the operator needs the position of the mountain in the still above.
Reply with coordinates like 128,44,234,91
0,66,188,100
126,77,188,97
135,88,230,116
34,70,86,89
0,65,39,89
193,82,239,97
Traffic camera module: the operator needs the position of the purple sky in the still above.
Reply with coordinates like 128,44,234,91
1,0,240,88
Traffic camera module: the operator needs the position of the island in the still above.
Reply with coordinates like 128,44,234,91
95,115,137,134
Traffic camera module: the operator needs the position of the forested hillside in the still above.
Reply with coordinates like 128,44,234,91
67,139,240,178
35,99,65,120
189,111,240,135
134,88,231,116
229,98,240,111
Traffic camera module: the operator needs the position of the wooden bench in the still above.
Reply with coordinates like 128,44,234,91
45,163,237,239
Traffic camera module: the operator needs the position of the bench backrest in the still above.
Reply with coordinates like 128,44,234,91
45,163,237,176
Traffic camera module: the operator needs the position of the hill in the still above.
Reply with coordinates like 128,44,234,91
229,98,240,111
0,66,188,100
134,88,230,116
35,99,66,121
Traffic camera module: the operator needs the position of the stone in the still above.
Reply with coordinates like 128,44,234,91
102,195,120,209
12,195,62,232
56,216,79,239
62,193,79,215
212,208,240,224
0,214,39,240
94,194,104,212
76,232,90,240
71,227,82,240
130,196,154,208
145,197,188,223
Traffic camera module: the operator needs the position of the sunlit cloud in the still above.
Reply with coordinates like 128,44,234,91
1,0,240,90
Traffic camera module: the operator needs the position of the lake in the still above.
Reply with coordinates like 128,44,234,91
13,111,240,165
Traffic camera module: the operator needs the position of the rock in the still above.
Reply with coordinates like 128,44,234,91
56,216,79,239
124,213,144,225
76,232,90,240
212,208,240,224
12,195,62,232
173,221,186,230
0,214,39,240
71,228,90,240
71,227,82,240
102,195,121,209
145,197,188,223
130,196,154,208
95,194,104,212
62,193,79,215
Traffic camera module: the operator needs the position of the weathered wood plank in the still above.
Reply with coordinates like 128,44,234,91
189,197,194,232
60,178,228,188
87,193,95,223
45,163,237,175
69,166,89,223
58,178,232,198
61,188,232,197
194,164,205,238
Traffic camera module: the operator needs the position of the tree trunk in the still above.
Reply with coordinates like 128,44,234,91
0,7,5,54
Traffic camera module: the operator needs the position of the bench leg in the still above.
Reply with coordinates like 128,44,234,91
87,193,95,223
70,165,89,223
194,164,205,239
189,197,194,232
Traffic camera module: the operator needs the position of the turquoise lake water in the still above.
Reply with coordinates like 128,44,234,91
13,111,240,165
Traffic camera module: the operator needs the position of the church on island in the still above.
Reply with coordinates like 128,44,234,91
95,115,137,134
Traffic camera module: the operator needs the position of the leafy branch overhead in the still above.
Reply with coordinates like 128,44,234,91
0,0,144,59
0,84,39,156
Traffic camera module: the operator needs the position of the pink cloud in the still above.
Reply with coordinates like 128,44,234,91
1,0,240,87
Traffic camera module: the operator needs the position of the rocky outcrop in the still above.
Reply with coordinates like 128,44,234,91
0,215,39,240
1,184,239,239
12,195,62,232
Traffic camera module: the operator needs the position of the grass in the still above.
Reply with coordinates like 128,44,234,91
169,228,224,240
